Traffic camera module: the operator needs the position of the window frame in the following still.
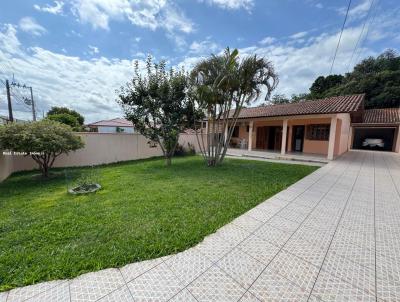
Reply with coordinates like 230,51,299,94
306,124,330,141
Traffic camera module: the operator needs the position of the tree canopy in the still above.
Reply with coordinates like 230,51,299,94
0,120,84,177
190,48,278,166
118,57,200,166
267,49,400,108
47,107,85,127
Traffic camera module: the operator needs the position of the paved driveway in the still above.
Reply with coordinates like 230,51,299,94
1,151,399,301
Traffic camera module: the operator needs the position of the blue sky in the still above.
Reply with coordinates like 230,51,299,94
0,0,399,122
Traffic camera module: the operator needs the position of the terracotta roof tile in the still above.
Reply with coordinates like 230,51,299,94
231,94,365,119
362,108,400,124
88,118,134,127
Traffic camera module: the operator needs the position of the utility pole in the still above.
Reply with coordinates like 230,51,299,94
5,79,14,122
29,86,36,121
10,81,37,121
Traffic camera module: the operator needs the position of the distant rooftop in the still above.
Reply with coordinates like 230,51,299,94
87,118,134,127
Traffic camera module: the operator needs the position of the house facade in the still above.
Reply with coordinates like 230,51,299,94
87,118,135,133
210,94,399,160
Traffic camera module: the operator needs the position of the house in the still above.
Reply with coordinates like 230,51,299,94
87,118,135,133
206,94,400,160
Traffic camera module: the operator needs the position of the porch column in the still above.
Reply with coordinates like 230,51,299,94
327,117,338,160
248,121,253,151
281,119,288,155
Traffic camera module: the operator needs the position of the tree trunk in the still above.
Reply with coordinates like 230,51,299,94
42,163,49,178
166,156,172,166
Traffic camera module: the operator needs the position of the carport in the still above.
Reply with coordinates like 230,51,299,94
352,126,396,151
351,108,400,153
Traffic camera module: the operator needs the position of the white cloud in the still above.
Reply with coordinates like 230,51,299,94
34,1,64,15
88,45,100,55
71,0,194,34
259,36,276,45
189,39,220,55
0,25,138,122
290,31,308,39
338,0,373,22
200,0,254,11
18,17,47,36
1,7,398,121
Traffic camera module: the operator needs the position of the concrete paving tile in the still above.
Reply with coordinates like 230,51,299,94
266,216,300,233
322,252,375,296
188,265,246,302
268,250,319,292
168,289,197,302
120,257,164,283
329,239,375,269
6,280,66,302
283,237,328,268
215,223,252,245
248,267,310,302
246,207,276,223
24,282,70,302
238,291,262,301
232,214,264,233
127,262,184,302
165,247,213,286
237,234,280,265
195,233,236,263
253,224,292,248
0,292,8,302
97,285,133,302
70,268,125,302
312,270,376,302
217,248,266,289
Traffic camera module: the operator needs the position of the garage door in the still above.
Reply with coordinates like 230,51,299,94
352,127,396,151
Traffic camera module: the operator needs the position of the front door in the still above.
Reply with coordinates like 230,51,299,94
292,126,305,152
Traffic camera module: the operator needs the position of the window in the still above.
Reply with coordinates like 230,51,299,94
307,124,330,141
230,126,240,138
246,125,249,132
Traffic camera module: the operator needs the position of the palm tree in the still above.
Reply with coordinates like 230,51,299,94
190,48,278,166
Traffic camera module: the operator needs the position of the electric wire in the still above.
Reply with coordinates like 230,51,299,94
330,0,352,74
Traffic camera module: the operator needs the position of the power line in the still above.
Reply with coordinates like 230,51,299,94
347,0,376,72
330,0,352,74
353,0,380,67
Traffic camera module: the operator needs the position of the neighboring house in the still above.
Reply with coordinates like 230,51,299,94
87,118,134,133
205,94,400,160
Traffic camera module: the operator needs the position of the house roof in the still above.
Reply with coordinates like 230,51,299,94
231,94,365,119
361,108,400,124
87,118,134,127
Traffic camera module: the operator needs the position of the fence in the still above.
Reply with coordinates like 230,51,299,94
0,132,204,182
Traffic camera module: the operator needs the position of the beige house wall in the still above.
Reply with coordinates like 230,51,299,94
223,113,353,158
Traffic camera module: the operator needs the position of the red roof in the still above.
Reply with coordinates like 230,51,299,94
361,108,400,124
88,118,134,127
231,94,365,119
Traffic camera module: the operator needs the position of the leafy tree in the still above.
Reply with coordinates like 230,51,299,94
309,74,344,98
118,57,199,166
0,120,84,177
189,48,278,167
47,107,85,126
304,49,400,108
267,94,291,105
47,113,81,131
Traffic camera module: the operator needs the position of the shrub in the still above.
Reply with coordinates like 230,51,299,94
0,120,84,177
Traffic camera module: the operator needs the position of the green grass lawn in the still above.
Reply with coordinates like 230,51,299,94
0,156,318,291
